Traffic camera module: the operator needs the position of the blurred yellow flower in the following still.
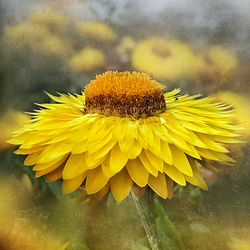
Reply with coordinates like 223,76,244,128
192,46,238,85
78,21,116,42
9,71,241,202
228,237,250,250
69,47,105,73
6,23,50,49
0,110,29,151
132,37,196,80
0,177,68,250
29,10,69,33
212,91,250,138
41,34,73,58
6,23,72,58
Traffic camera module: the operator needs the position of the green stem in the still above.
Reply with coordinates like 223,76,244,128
131,190,160,250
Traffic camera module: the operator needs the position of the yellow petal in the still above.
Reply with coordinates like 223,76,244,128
46,165,64,182
86,166,109,194
148,173,168,199
185,158,208,190
33,154,68,171
161,141,172,165
110,168,133,202
126,140,142,159
102,154,116,178
170,145,193,176
14,146,45,155
62,153,88,179
197,148,235,162
137,132,148,149
110,143,128,173
139,151,158,177
126,158,149,187
62,173,86,195
35,161,65,178
166,176,173,199
88,130,112,154
144,149,164,172
24,151,41,166
119,137,134,154
138,123,153,146
38,142,72,164
164,164,186,186
86,153,106,169
196,133,229,153
94,183,110,200
93,140,116,159
71,140,88,154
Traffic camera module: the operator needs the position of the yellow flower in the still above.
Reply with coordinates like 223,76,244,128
0,110,29,151
0,177,68,250
40,34,73,58
6,23,50,49
29,11,69,33
69,47,105,73
6,24,71,58
192,46,238,85
8,71,241,202
211,91,250,138
132,37,196,80
78,21,116,42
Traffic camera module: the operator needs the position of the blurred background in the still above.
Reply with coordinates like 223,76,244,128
0,0,250,249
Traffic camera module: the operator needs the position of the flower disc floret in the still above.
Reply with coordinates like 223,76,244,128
85,71,166,118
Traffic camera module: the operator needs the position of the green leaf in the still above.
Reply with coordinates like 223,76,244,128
154,197,185,250
65,241,90,250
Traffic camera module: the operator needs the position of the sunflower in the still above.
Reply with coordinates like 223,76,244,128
78,21,116,42
69,47,105,73
191,45,238,86
132,37,196,81
8,71,241,202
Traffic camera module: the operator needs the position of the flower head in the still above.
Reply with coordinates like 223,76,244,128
8,71,241,202
0,110,29,151
29,11,69,33
78,21,116,42
132,37,196,80
6,24,72,58
192,46,238,85
69,47,105,73
40,34,72,58
6,23,50,49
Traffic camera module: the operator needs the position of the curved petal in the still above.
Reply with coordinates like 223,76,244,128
62,173,86,195
86,166,109,194
126,158,149,187
62,153,88,179
148,173,168,199
110,169,133,202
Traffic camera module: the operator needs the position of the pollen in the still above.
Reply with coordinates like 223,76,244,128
84,71,166,118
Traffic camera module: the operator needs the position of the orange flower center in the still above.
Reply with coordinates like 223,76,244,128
84,71,166,118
